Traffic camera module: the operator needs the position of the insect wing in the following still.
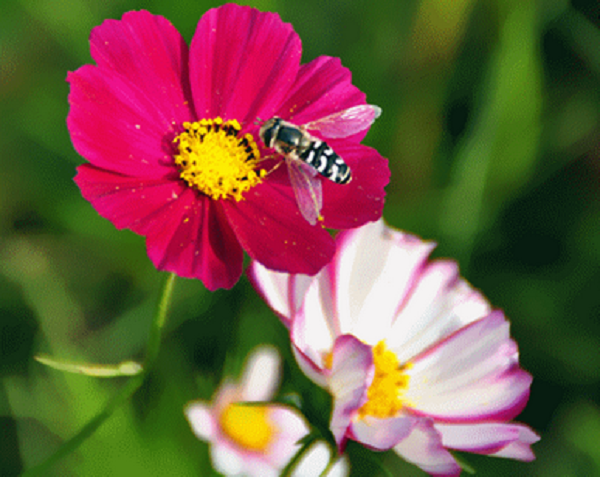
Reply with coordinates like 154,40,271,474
286,157,323,226
303,104,381,139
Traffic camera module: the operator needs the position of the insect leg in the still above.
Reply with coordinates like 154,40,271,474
255,154,286,177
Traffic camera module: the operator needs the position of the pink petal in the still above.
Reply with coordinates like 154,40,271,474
144,190,243,290
67,64,185,178
78,165,244,288
320,143,389,230
74,164,183,233
189,4,302,123
388,260,491,363
67,11,195,179
89,11,194,122
278,56,366,139
406,312,532,421
350,414,417,451
435,422,539,461
330,220,437,344
393,418,461,477
222,183,335,276
328,335,373,449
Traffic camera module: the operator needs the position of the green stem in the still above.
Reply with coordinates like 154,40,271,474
21,272,177,477
144,272,177,369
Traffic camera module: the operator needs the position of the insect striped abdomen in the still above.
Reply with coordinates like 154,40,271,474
299,140,352,184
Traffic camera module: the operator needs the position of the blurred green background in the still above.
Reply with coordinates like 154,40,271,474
1,0,600,475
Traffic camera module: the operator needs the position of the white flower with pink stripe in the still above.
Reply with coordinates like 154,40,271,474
249,219,539,476
185,346,349,477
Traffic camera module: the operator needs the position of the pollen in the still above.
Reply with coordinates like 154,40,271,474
219,403,275,453
357,341,412,419
174,118,266,201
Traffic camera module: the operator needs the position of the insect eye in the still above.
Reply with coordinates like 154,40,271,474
260,127,274,148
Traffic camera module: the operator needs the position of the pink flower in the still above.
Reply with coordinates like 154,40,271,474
67,4,388,290
249,220,539,476
185,346,349,477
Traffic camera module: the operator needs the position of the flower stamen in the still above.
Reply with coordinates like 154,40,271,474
357,341,412,419
174,118,266,201
219,403,275,452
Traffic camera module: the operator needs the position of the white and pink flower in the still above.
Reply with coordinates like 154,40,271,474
185,346,348,477
249,220,539,476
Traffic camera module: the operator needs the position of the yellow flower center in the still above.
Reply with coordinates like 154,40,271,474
219,403,275,453
357,341,412,419
323,350,334,370
174,118,265,201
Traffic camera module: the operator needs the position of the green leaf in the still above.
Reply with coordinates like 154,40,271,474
34,354,143,378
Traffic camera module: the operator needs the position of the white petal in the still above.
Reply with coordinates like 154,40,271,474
393,419,461,476
489,425,539,461
292,276,338,367
435,422,539,460
248,261,313,326
329,336,373,447
292,344,329,388
332,220,436,344
242,454,281,477
405,313,532,420
241,346,281,402
291,442,330,476
388,260,491,363
324,455,350,477
292,442,350,477
351,414,417,450
267,406,310,467
184,402,215,441
211,440,246,476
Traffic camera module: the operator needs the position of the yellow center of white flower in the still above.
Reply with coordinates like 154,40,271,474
174,118,266,201
219,403,275,452
357,341,412,419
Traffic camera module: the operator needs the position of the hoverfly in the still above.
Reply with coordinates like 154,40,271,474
258,104,381,225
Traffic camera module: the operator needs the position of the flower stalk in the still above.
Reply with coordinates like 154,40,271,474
22,272,177,477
